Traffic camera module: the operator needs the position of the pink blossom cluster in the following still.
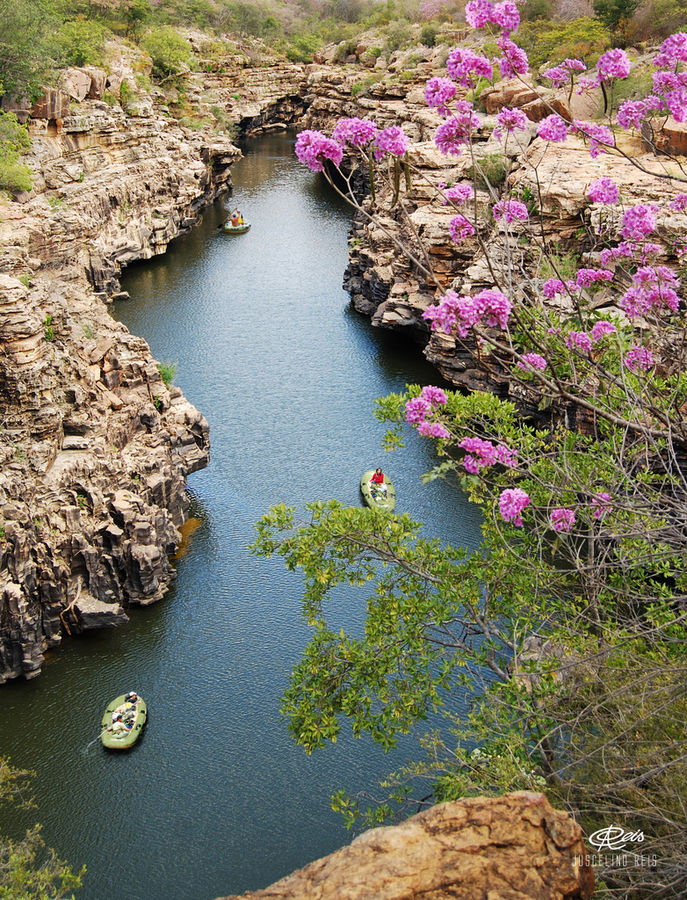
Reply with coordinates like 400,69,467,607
591,492,612,519
543,58,586,87
620,265,680,316
425,77,457,115
651,69,687,123
537,114,568,143
465,0,520,33
434,101,481,155
600,242,637,265
420,0,452,19
446,48,493,88
543,278,577,299
493,199,529,223
625,345,655,373
621,204,658,241
449,215,476,242
499,488,530,526
597,48,632,81
517,352,547,371
295,130,344,173
405,386,450,438
459,437,518,474
570,120,614,158
494,106,528,141
654,31,687,67
550,507,576,532
575,268,614,288
587,177,619,204
590,320,617,342
332,117,378,147
442,183,474,205
422,289,512,337
616,98,661,132
565,331,593,353
670,194,687,212
374,126,409,160
497,36,529,78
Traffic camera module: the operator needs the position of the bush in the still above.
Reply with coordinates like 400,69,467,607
0,0,56,101
157,361,177,386
385,19,412,53
140,27,192,78
53,18,109,67
520,0,552,20
0,112,32,194
467,153,507,189
286,32,323,63
420,23,438,46
516,17,610,70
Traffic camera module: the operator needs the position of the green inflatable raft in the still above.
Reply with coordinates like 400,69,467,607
101,693,147,750
360,470,396,511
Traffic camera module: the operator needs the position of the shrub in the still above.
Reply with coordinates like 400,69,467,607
140,27,192,78
516,17,610,70
467,153,508,189
385,19,412,53
157,361,177,386
0,112,32,194
420,23,438,46
53,18,109,67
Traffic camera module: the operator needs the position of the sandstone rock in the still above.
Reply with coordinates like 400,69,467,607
217,792,594,900
61,68,92,103
31,88,70,121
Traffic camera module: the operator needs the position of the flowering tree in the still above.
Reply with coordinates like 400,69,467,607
253,11,687,897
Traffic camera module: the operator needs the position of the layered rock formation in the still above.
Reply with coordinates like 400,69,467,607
0,53,303,682
218,792,594,900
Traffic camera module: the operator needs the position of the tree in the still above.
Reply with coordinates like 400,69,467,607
0,112,32,193
0,0,56,100
254,16,687,899
0,757,84,898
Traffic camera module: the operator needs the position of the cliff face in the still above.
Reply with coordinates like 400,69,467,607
218,792,594,900
0,57,304,682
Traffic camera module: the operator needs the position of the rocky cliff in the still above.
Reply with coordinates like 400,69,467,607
0,52,305,682
218,792,594,900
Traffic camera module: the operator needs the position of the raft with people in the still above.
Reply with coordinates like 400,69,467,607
360,469,396,511
101,692,147,750
222,208,250,234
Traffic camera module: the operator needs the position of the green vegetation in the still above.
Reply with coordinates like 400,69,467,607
53,19,109,67
517,17,610,70
0,113,32,194
140,27,193,77
157,361,177,386
43,314,55,342
0,757,84,898
467,153,508,190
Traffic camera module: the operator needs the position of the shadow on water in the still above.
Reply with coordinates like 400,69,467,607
0,131,482,900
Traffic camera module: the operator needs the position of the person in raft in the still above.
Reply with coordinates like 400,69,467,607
111,692,139,723
370,467,387,497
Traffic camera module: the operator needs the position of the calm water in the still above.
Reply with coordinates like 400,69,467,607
0,132,481,900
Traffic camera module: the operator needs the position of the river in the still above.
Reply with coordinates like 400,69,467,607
0,132,481,899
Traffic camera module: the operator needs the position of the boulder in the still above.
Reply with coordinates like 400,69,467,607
60,68,92,102
217,792,594,900
30,88,70,120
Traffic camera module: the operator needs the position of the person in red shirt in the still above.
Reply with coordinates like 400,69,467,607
370,467,387,497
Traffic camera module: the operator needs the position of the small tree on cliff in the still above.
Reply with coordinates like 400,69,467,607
0,757,84,898
253,14,687,899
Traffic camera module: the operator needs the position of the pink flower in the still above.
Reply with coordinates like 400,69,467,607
543,278,577,298
499,488,530,526
405,396,431,424
618,99,648,131
537,114,568,142
494,106,528,140
576,268,614,288
465,0,494,28
492,199,529,223
443,183,474,205
374,126,409,160
425,77,457,115
550,507,576,532
587,177,619,204
543,58,586,86
332,118,378,147
565,331,592,353
446,48,493,87
517,352,547,371
460,437,498,472
420,385,448,406
434,101,481,155
654,33,687,68
670,194,687,212
449,215,476,242
418,420,451,438
496,444,518,467
475,288,512,329
295,130,344,173
497,37,529,78
491,0,520,33
597,48,631,81
621,204,658,241
591,492,611,520
625,345,655,372
590,320,616,342
570,120,614,157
